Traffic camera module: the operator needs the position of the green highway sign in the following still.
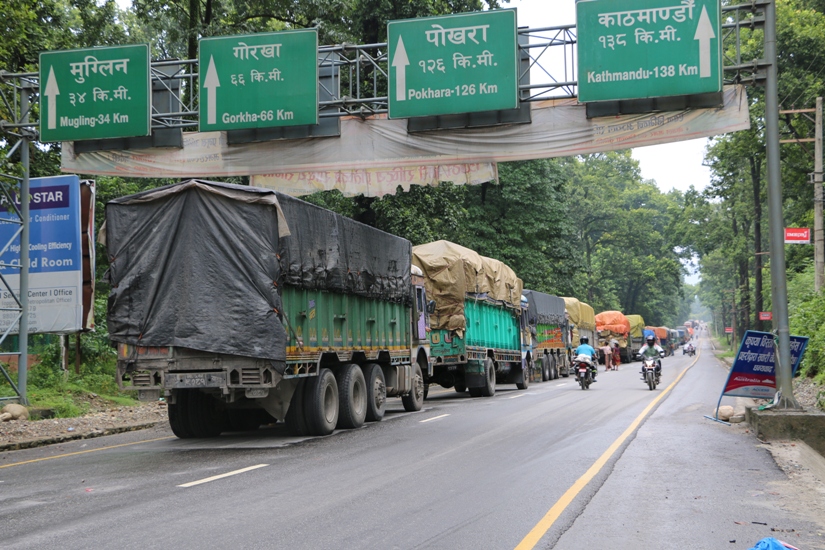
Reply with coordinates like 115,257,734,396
576,0,722,103
387,10,518,119
39,45,150,142
198,30,318,131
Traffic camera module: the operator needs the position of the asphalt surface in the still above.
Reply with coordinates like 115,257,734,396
1,337,823,549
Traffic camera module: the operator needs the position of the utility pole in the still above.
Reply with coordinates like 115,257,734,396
765,0,799,410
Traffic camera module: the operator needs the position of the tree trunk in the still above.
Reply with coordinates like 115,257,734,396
187,0,200,62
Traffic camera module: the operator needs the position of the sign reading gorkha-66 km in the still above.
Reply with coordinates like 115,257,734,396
388,10,518,119
198,29,318,131
39,45,150,142
576,0,721,103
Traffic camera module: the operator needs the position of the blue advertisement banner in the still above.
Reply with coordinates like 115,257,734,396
0,175,83,334
722,330,809,398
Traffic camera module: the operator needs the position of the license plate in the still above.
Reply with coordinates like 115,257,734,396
166,372,225,389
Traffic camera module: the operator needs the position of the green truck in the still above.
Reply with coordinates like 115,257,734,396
412,240,528,397
106,180,430,438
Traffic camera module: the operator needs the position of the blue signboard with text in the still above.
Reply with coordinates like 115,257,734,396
0,175,83,334
722,330,809,398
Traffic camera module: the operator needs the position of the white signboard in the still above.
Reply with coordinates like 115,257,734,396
0,175,83,334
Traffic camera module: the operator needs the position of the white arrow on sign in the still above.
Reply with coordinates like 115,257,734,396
43,67,60,130
392,36,409,102
694,5,716,78
203,56,221,124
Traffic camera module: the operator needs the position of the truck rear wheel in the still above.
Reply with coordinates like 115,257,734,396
516,362,529,390
305,369,339,436
363,363,387,422
168,390,194,438
186,390,225,438
226,409,264,432
401,362,425,412
285,378,310,436
481,357,496,397
454,380,466,393
337,364,367,429
541,356,550,381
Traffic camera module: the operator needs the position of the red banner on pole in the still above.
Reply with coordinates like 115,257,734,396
759,312,772,321
784,227,810,244
725,327,733,334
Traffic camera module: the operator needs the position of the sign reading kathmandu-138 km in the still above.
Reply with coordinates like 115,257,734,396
388,10,518,119
198,30,318,131
39,45,150,142
576,0,721,103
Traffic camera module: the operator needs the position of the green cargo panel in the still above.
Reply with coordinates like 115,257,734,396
465,298,520,351
430,328,466,357
535,323,565,350
281,286,410,353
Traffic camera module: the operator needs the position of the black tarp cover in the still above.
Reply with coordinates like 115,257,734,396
523,290,566,326
105,180,411,361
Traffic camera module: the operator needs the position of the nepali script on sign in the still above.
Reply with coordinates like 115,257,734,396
70,56,129,84
425,24,490,47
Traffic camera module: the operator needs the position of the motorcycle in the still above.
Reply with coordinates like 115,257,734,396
683,344,695,356
639,353,663,390
574,354,594,390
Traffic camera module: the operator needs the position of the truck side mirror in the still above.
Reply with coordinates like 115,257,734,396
427,300,436,314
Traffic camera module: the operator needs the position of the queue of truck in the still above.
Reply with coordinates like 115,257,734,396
106,180,609,439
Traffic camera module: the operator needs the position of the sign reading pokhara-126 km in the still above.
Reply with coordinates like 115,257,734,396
39,45,150,142
387,10,519,119
198,29,318,131
576,0,722,103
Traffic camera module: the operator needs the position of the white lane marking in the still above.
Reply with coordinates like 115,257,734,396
178,464,269,488
420,414,450,423
508,394,526,399
555,383,568,387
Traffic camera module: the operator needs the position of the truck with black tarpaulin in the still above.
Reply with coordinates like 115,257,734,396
105,180,430,438
523,289,569,380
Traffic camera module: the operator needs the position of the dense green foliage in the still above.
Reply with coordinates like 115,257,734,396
684,0,825,382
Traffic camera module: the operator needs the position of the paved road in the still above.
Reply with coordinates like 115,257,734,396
1,338,823,549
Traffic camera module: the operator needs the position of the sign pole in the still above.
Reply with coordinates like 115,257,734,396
765,0,799,409
18,84,30,405
815,96,823,292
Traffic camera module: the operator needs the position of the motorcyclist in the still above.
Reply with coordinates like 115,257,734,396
639,335,665,376
573,337,598,382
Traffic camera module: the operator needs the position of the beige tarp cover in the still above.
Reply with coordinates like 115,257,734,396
626,315,646,338
411,240,523,332
60,86,749,197
563,297,597,345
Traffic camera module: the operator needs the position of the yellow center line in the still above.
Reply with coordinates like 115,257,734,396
0,435,176,469
514,351,701,550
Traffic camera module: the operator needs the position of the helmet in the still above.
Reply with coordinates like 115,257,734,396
580,337,589,345
646,335,655,344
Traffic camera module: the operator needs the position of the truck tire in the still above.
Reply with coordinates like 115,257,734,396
541,356,550,381
187,390,225,438
285,378,310,436
305,369,339,436
561,357,570,378
363,363,387,422
468,387,483,397
168,390,195,439
481,357,496,397
454,380,466,393
336,364,367,429
516,363,529,390
551,356,559,380
401,362,425,412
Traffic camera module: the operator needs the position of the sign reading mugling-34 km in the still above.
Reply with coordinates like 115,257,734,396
577,0,721,103
39,45,150,142
199,30,318,131
388,10,518,119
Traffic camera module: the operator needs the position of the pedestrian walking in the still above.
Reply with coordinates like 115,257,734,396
613,342,621,370
600,343,613,370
